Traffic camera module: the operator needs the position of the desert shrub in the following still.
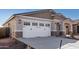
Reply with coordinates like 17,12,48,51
0,27,10,38
70,32,74,38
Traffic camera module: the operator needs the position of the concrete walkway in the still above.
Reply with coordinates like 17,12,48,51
17,36,79,49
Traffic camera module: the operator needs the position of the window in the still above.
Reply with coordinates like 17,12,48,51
39,23,44,26
56,23,61,30
32,23,38,26
66,26,68,28
8,23,10,26
45,24,50,27
24,22,30,26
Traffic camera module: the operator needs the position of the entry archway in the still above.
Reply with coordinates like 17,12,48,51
64,23,71,35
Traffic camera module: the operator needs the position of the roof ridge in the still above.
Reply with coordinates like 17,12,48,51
14,9,56,15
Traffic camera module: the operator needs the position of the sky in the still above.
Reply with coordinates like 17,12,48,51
0,9,79,26
55,9,79,19
0,9,38,26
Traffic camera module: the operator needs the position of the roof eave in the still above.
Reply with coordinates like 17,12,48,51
2,15,15,26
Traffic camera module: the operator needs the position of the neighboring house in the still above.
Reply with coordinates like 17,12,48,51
2,9,79,38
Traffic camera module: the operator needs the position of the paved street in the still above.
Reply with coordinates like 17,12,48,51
17,36,79,49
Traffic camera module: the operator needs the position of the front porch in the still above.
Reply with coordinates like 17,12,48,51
64,23,79,39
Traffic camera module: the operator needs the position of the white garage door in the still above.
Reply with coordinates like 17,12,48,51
23,21,51,38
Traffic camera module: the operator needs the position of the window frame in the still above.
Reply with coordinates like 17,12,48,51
45,24,50,27
39,23,44,26
24,22,30,26
32,22,38,26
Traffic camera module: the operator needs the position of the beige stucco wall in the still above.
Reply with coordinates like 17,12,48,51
72,20,79,34
3,15,79,38
73,20,79,24
16,15,52,31
15,17,23,31
3,15,73,37
63,20,73,35
3,17,16,38
16,15,53,37
15,15,67,36
51,19,64,31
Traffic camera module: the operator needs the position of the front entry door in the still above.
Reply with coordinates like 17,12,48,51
66,26,70,35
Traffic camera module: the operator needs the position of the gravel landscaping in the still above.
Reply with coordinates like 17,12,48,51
0,38,27,49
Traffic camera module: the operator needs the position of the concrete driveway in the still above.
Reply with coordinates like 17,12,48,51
17,36,79,49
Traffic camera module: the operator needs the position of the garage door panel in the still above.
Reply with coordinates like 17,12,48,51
23,27,35,38
23,21,51,38
40,27,51,37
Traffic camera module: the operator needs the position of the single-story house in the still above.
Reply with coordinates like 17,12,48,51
2,9,79,38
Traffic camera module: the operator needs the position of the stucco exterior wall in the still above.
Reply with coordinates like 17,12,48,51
3,17,16,38
72,21,79,34
15,15,52,37
51,19,65,36
3,15,70,38
51,19,62,31
63,20,73,35
15,17,23,31
2,10,71,38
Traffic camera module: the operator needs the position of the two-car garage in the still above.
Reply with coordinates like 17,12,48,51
23,18,51,38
